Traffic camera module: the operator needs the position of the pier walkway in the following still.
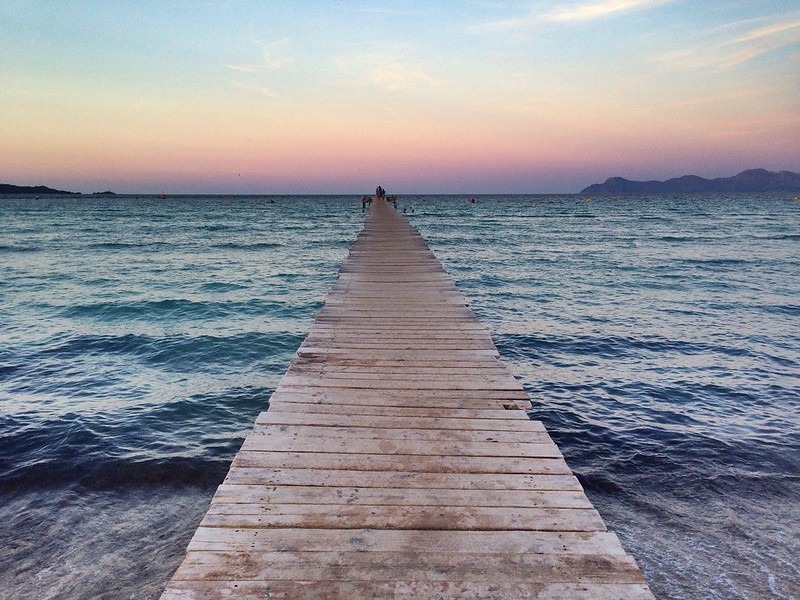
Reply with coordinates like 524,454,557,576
161,199,654,599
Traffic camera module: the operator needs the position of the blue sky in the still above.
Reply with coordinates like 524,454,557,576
2,1,798,193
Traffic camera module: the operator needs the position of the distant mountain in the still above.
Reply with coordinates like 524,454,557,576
0,183,79,195
581,169,800,195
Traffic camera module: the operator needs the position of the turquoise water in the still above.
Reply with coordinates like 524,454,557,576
1,194,798,599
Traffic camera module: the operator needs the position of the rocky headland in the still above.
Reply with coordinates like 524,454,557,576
581,169,800,195
0,183,79,195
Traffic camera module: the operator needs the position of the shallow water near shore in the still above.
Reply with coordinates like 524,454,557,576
1,193,798,599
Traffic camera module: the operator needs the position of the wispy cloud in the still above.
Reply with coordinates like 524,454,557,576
735,18,800,43
333,49,447,92
232,80,280,99
663,88,764,110
708,108,800,138
370,62,440,91
546,0,665,22
478,0,669,32
224,38,292,73
356,7,412,16
658,15,800,70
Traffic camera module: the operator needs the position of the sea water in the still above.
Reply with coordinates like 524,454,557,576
1,194,798,599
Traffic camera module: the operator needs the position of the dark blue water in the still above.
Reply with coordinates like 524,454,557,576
1,194,798,599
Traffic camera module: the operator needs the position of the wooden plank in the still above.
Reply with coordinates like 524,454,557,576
276,376,522,391
249,423,549,443
171,551,645,583
294,355,499,364
265,402,532,420
162,580,655,600
268,396,533,412
282,371,515,381
289,359,509,370
208,482,592,506
283,367,510,378
240,435,564,459
300,335,500,345
285,368,516,378
199,505,606,531
267,395,532,411
215,471,583,492
186,527,629,555
324,296,467,304
255,411,546,432
230,451,572,475
209,484,591,505
268,388,529,399
267,389,533,410
286,363,512,375
295,347,502,358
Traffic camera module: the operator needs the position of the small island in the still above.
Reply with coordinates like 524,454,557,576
581,168,800,195
0,183,79,195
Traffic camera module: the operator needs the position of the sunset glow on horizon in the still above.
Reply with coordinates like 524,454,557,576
2,1,799,194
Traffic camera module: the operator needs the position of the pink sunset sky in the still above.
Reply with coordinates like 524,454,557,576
2,1,799,194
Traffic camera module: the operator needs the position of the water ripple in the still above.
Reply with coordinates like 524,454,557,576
1,194,798,599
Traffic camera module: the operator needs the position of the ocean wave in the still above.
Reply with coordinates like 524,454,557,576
196,223,235,232
763,304,800,316
199,281,247,292
495,331,762,362
87,242,159,250
0,386,271,492
537,408,800,500
657,235,699,242
681,257,751,267
27,331,305,372
1,453,231,491
56,298,306,322
0,244,42,253
211,242,285,250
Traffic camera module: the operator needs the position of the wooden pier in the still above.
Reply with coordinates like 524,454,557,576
161,199,654,599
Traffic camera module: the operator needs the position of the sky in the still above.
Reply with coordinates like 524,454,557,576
1,1,799,194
